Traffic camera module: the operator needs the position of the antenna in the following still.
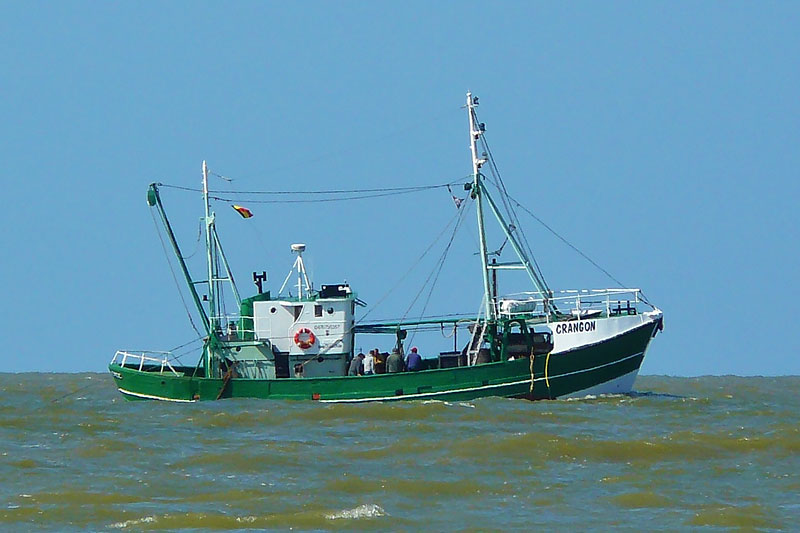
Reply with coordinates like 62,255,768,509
279,243,313,298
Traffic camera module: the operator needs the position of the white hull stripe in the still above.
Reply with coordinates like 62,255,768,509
320,351,645,403
118,388,198,403
562,369,640,399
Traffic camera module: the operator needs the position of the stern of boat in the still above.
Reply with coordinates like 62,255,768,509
109,350,199,402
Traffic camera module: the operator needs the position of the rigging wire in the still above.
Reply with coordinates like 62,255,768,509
50,379,104,404
214,247,227,325
484,176,549,288
404,199,470,346
206,189,444,204
159,180,465,198
504,193,650,303
472,107,550,291
168,336,204,353
362,312,476,325
181,219,204,260
356,196,472,324
167,337,205,365
149,209,204,337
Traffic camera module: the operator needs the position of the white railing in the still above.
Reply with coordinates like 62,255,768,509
498,288,645,319
210,316,257,340
111,350,181,375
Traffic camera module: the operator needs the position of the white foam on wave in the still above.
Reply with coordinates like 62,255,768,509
420,399,475,408
325,503,386,520
565,394,597,401
109,516,157,529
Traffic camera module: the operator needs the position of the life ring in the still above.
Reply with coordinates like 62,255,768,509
294,328,316,349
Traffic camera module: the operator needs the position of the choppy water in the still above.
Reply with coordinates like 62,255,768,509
1,374,798,531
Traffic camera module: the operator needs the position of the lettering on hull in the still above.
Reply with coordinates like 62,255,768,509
555,321,597,334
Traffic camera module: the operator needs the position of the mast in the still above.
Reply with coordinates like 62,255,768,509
202,160,218,332
467,92,495,321
201,161,220,377
466,94,552,317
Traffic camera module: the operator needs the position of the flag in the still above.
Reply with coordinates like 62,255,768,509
447,184,463,209
232,205,253,218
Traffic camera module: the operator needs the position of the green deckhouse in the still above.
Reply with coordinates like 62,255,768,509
109,94,664,403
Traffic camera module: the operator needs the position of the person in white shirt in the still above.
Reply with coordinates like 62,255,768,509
363,349,376,375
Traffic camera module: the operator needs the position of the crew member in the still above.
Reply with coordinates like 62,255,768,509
386,349,404,373
406,346,422,371
348,353,365,376
363,349,375,375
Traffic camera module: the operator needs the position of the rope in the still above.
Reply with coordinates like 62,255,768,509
181,219,204,260
50,379,103,404
529,350,535,396
545,351,552,399
215,365,235,400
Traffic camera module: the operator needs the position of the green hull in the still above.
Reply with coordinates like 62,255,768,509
109,321,658,403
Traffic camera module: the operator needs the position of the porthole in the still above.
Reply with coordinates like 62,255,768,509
327,307,334,314
270,307,277,313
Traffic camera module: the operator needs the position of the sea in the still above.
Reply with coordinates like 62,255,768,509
1,374,797,532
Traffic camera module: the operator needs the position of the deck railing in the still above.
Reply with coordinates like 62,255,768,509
498,288,644,319
111,350,181,375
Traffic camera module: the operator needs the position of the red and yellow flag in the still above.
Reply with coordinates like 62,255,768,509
232,205,253,218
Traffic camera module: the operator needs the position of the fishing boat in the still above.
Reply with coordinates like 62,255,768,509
109,94,664,403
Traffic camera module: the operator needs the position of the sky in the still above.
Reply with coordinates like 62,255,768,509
1,2,798,375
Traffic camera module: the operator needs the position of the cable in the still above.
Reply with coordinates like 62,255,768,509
505,193,642,297
473,110,550,291
208,183,461,196
181,219,204,260
50,380,103,404
159,179,466,197
207,188,442,204
404,199,470,345
356,197,471,324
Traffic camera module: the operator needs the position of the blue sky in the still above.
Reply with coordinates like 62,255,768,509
1,2,797,375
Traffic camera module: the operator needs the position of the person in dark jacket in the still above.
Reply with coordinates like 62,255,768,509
406,346,422,371
348,353,365,376
385,349,404,373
